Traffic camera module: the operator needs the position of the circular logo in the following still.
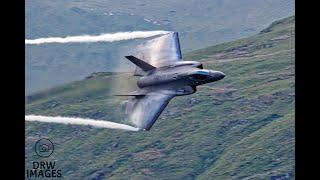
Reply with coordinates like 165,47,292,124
35,138,54,157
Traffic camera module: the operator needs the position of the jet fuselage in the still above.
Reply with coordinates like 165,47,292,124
137,61,225,96
122,32,226,131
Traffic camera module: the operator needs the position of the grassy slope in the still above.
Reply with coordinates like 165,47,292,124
26,0,294,93
25,16,295,179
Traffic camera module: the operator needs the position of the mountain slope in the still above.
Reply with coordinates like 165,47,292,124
25,16,295,179
26,0,294,93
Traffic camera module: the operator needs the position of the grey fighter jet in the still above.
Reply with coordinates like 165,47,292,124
119,32,225,131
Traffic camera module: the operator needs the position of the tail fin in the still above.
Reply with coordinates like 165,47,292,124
125,56,156,72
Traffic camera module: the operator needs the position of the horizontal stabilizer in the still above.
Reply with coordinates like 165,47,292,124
114,94,145,97
125,56,156,72
114,90,146,97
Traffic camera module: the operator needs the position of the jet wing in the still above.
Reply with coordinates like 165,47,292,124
133,32,182,75
124,91,175,130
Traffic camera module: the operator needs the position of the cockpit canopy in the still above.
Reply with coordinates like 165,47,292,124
165,61,203,69
188,69,211,80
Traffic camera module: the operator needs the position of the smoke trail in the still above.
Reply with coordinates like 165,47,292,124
25,31,170,45
25,115,140,131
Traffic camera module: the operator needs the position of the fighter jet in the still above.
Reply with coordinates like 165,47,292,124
118,32,225,131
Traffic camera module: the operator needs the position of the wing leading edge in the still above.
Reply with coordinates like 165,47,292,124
124,91,175,130
133,32,182,76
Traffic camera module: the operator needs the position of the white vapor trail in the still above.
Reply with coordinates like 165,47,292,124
25,31,170,45
25,115,139,131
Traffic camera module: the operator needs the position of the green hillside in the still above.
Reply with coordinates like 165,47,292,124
26,0,294,93
25,16,295,179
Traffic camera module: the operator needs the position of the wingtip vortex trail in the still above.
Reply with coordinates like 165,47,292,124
25,115,140,131
25,30,171,45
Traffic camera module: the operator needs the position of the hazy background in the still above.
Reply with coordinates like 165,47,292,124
25,0,294,94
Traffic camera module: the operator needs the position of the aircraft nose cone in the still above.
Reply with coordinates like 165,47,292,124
215,71,225,80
